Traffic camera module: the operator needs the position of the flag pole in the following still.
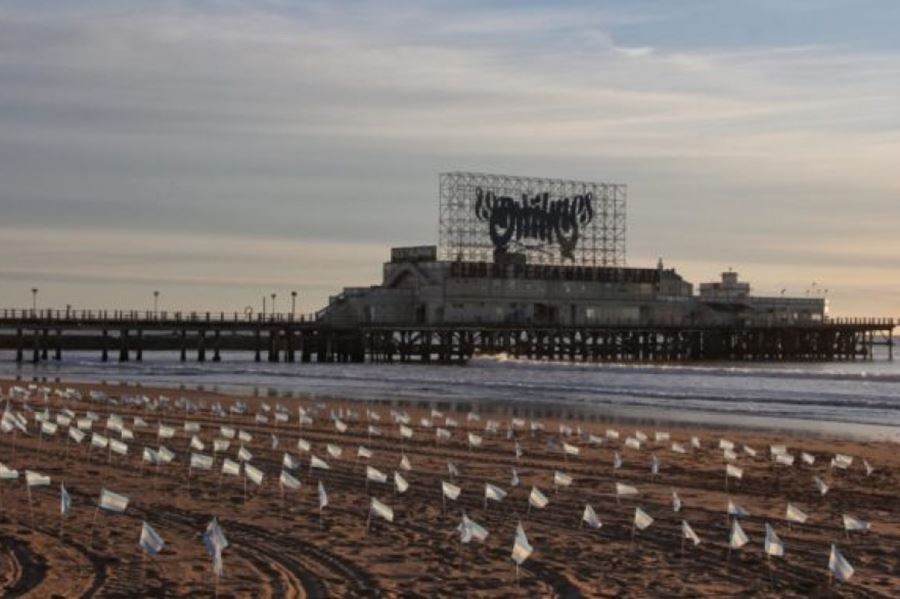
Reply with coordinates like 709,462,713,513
87,506,99,547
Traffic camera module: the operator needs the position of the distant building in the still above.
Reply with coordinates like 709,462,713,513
319,247,825,328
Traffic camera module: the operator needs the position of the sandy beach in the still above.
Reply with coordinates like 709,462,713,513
1,378,898,598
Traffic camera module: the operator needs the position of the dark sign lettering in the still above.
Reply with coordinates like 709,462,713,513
473,187,595,261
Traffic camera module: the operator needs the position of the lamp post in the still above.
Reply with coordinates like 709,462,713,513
271,293,277,319
262,296,266,319
291,291,297,319
31,288,38,314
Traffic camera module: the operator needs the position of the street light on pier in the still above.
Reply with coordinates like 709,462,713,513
153,290,160,315
31,288,38,313
271,293,277,318
291,290,297,319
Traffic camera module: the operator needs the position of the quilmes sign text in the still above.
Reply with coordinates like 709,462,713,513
473,187,595,261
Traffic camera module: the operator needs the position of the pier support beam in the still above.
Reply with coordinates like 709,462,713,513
55,329,62,361
213,330,221,362
119,329,129,362
15,328,23,363
135,329,143,361
102,329,108,362
180,330,187,362
197,330,206,362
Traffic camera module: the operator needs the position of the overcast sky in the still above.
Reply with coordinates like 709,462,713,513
1,0,898,316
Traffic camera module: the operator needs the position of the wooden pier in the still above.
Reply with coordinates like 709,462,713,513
0,310,893,365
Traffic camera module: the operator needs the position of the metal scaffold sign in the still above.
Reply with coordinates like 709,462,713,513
438,172,626,265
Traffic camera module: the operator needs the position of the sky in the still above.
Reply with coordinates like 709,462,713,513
0,0,898,317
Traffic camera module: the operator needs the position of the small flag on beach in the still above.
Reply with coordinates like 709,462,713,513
399,453,412,472
511,523,533,565
719,439,734,451
727,499,749,518
0,465,18,482
729,520,749,549
91,433,109,449
726,464,743,480
770,444,787,457
394,471,409,494
634,507,654,531
743,445,757,457
842,514,870,532
140,521,165,556
222,458,241,476
655,431,670,443
190,435,204,451
563,442,580,457
514,440,523,459
510,468,520,487
690,436,701,449
158,446,176,464
237,446,253,462
110,439,128,456
399,425,413,439
370,497,394,523
220,426,235,439
613,452,623,469
459,512,489,543
625,437,641,450
801,452,816,465
606,429,619,440
326,444,342,459
99,489,129,513
682,520,701,546
158,424,175,439
672,490,682,513
650,454,660,476
829,544,854,582
671,442,687,454
60,483,71,515
553,471,573,489
635,430,648,442
814,476,829,496
26,470,51,487
69,428,85,444
366,466,387,484
282,453,300,470
442,481,461,501
297,438,311,452
238,430,252,443
435,427,451,442
310,455,330,470
831,454,853,470
786,503,808,524
203,518,228,576
245,464,264,486
529,486,549,509
764,523,784,557
191,453,213,470
485,483,507,503
582,504,601,529
468,432,482,448
616,482,639,497
318,480,328,509
864,459,874,476
279,470,301,491
723,448,738,462
357,445,373,459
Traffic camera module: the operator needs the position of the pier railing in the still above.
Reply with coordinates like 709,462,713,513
0,308,319,324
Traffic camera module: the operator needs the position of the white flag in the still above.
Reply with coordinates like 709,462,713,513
719,438,734,451
318,480,328,509
553,471,573,488
655,431,670,443
370,497,394,522
863,459,874,476
625,437,641,450
0,463,18,480
142,447,159,465
99,488,129,513
510,468,520,487
245,463,264,486
616,482,639,497
366,466,387,484
220,426,235,439
237,446,253,462
801,452,815,465
775,453,795,466
690,436,701,449
91,433,109,449
842,514,870,532
682,520,701,545
562,442,580,456
613,452,623,469
368,425,382,437
296,438,311,452
634,507,654,530
671,442,687,454
786,503,808,524
238,430,252,443
729,519,749,549
158,424,175,439
468,432,482,448
743,445,757,457
832,454,853,470
357,446,373,459
459,512,489,544
310,455,330,470
582,504,601,529
140,521,165,556
68,428,85,444
726,464,743,480
282,453,300,470
606,428,619,440
190,453,213,470
442,481,461,501
25,470,50,487
723,448,738,462
511,523,533,565
672,490,682,513
326,444,342,459
334,419,347,433
764,523,784,557
770,444,787,456
829,544,854,582
635,430,648,442
41,421,58,436
485,482,507,503
727,499,749,518
157,445,175,464
190,435,204,451
394,471,409,494
399,453,412,472
528,486,549,509
650,454,660,475
447,462,460,478
110,439,128,456
399,425,413,439
279,470,301,490
814,476,829,496
184,421,200,433
222,458,241,476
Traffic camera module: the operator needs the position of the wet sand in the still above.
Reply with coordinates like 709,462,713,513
1,378,898,597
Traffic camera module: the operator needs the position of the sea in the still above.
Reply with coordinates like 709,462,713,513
2,344,899,441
